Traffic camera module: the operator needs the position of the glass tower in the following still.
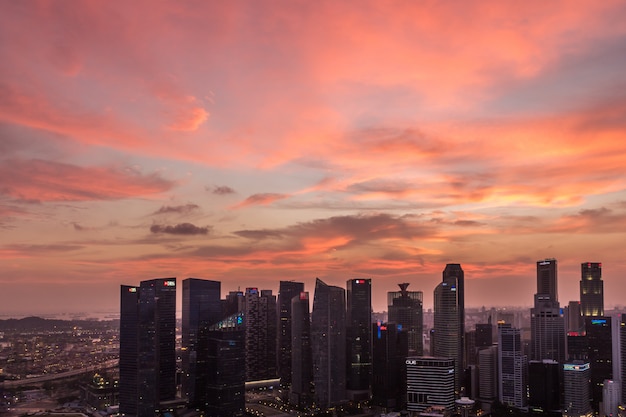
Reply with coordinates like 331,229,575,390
346,278,372,401
580,262,603,317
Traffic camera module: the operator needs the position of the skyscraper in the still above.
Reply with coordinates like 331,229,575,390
202,312,246,416
528,360,561,415
277,281,304,389
346,278,372,402
372,322,408,410
406,357,456,413
181,278,221,408
531,259,565,362
563,362,592,417
433,264,464,394
580,262,604,317
311,278,346,409
244,288,277,381
478,345,498,408
586,316,613,412
120,278,177,417
498,324,528,410
387,283,423,356
290,291,313,408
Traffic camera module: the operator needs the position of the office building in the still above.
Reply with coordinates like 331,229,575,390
602,379,620,417
120,278,177,417
244,288,277,381
388,283,424,355
586,316,613,412
406,357,455,413
567,301,584,333
581,262,604,317
621,314,626,405
223,290,244,318
498,324,527,410
277,281,304,388
531,259,565,362
478,345,498,408
311,278,346,409
290,291,313,408
372,322,408,410
563,362,592,417
433,264,464,394
202,313,245,416
528,360,561,415
346,278,372,401
181,278,221,408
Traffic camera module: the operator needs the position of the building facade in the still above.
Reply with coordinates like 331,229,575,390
387,283,424,356
563,362,592,417
580,262,603,317
498,324,527,410
346,278,372,401
277,281,305,388
244,288,277,381
290,291,313,408
406,357,455,413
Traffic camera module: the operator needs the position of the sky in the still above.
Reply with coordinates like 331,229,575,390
1,1,626,316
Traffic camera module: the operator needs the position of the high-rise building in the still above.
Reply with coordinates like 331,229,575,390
433,264,464,394
277,281,304,388
244,288,277,381
223,290,244,318
580,262,604,317
567,301,584,333
528,360,561,415
120,278,177,417
119,285,139,416
372,322,408,410
387,283,424,355
620,314,626,406
537,258,558,302
202,312,245,416
498,324,527,410
311,278,346,409
406,357,455,413
181,278,221,408
531,259,565,362
563,361,592,417
478,345,498,407
346,278,372,401
602,379,620,417
586,316,614,412
290,291,313,408
475,322,493,349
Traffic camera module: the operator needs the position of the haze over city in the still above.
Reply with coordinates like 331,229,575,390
1,1,626,315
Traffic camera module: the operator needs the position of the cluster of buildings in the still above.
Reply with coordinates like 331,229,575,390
118,260,623,417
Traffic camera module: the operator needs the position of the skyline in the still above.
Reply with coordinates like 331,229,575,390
2,1,626,315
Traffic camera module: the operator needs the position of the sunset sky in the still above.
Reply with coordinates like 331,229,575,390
2,1,626,316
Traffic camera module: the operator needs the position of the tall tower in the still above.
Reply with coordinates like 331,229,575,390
434,264,464,394
498,324,528,410
290,291,313,408
244,288,277,381
120,278,177,417
580,262,603,317
586,316,613,412
372,322,408,410
346,278,372,401
311,278,346,409
563,362,592,417
277,281,305,389
387,283,423,355
181,278,221,408
531,259,565,362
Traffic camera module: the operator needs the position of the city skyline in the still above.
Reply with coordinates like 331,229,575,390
2,1,626,315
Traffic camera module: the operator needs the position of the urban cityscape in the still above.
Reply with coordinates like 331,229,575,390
1,259,623,417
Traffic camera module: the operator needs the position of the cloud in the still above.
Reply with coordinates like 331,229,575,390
0,159,176,202
150,222,210,235
231,193,290,209
152,203,200,215
211,185,236,195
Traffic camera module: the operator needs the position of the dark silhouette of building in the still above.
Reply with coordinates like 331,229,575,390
223,290,244,318
621,314,626,406
528,360,561,415
531,259,565,362
244,288,277,381
433,264,464,394
290,291,313,408
277,281,304,389
372,322,408,410
580,262,603,317
586,316,613,412
120,278,177,417
119,285,139,416
311,278,346,409
475,322,493,349
181,278,221,408
566,301,584,333
387,283,423,355
202,313,245,416
346,278,372,402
